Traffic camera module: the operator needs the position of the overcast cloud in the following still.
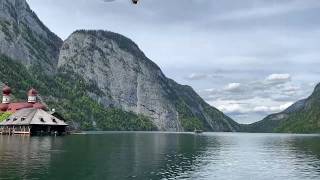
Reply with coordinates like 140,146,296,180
27,0,320,124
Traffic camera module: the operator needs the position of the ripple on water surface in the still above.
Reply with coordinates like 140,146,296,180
0,132,320,180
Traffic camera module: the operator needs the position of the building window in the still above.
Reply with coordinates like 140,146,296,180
13,117,18,121
52,118,57,123
40,118,45,122
21,117,26,121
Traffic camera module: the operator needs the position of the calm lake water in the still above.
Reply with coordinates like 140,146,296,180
0,132,320,180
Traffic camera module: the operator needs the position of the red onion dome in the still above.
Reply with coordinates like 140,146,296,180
2,85,11,95
28,88,38,96
0,103,9,112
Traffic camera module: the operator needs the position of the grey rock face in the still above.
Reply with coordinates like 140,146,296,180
283,99,306,114
58,30,239,131
0,0,62,74
59,30,182,131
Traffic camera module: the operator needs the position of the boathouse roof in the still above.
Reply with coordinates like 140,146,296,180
0,108,68,126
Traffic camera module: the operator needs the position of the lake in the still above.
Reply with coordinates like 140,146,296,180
0,132,320,180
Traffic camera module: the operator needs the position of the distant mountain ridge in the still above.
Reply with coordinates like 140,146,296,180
243,83,320,133
0,0,239,132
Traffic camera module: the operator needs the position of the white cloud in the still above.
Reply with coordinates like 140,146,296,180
279,102,294,111
254,102,293,113
202,75,312,124
185,73,208,81
224,83,241,91
203,88,215,92
185,73,223,81
217,103,250,114
281,85,300,95
266,73,291,81
266,73,291,84
253,106,269,112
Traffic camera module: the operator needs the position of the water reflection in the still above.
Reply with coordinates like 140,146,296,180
185,133,320,180
0,133,320,180
0,135,63,179
43,133,212,179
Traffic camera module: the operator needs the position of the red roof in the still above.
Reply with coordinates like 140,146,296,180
7,103,33,112
0,103,9,111
0,87,47,113
0,102,47,113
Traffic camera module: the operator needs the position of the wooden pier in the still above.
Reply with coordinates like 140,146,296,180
0,126,31,135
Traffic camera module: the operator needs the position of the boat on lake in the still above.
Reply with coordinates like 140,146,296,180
194,129,203,134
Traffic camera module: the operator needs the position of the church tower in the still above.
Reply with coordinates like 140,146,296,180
28,88,38,103
2,85,11,104
0,85,11,112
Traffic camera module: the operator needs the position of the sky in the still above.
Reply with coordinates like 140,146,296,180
26,0,320,124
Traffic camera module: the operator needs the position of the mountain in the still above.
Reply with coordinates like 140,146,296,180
0,0,239,132
58,30,239,131
244,83,320,133
0,0,62,74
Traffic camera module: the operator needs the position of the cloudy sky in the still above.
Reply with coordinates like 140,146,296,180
27,0,320,124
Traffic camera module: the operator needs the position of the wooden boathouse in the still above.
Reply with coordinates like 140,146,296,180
0,108,68,135
0,85,68,135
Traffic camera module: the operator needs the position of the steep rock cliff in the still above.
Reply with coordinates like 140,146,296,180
58,30,239,131
0,0,62,73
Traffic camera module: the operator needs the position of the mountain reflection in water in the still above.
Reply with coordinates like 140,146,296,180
0,132,320,180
